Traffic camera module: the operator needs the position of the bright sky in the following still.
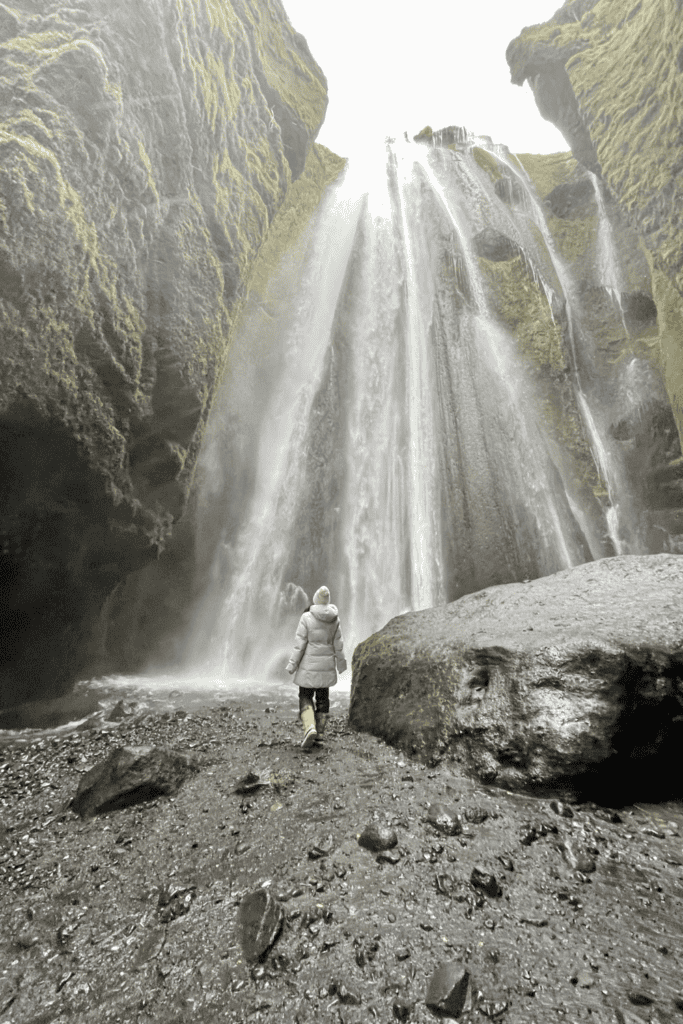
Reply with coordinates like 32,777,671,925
282,0,570,158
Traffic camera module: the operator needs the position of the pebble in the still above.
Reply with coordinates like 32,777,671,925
561,839,596,873
425,962,472,1017
471,867,502,897
426,802,462,836
358,824,398,852
236,887,284,962
549,800,574,818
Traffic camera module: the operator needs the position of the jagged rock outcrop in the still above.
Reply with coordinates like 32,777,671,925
507,0,683,440
350,554,683,794
0,0,328,707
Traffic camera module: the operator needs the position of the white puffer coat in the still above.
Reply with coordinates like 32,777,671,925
286,604,347,688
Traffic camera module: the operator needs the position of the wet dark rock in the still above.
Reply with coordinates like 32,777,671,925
561,839,597,873
494,174,526,206
545,177,597,219
70,745,197,817
470,867,503,898
472,227,523,262
236,887,284,963
358,824,398,852
350,555,683,795
425,962,472,1017
426,802,462,836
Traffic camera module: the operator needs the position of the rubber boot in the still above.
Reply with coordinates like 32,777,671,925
300,705,317,749
313,713,328,746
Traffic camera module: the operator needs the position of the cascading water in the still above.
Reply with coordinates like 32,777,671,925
185,135,630,686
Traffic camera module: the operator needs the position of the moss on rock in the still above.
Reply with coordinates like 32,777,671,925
0,0,329,706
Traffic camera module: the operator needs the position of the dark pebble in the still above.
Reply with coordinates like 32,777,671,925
471,867,502,897
358,824,398,852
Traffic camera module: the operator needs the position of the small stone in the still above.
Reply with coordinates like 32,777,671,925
435,873,455,896
236,888,284,962
573,970,595,989
234,771,267,794
549,800,574,818
464,806,489,824
426,962,472,1017
519,825,539,846
627,992,654,1006
561,840,596,873
331,979,362,1006
308,836,335,859
377,848,402,865
471,867,502,897
396,947,411,961
358,824,398,852
479,999,509,1018
497,855,514,871
426,802,462,836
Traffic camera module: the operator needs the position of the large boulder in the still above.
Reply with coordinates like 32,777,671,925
350,554,683,794
0,0,328,707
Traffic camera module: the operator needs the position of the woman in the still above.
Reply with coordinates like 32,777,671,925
286,585,347,749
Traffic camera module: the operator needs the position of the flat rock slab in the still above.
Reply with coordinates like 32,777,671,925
71,745,197,818
350,555,683,792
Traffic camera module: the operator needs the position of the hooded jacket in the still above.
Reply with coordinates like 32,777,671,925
286,603,347,688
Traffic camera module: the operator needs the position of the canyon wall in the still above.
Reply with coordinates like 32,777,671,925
0,0,328,707
507,0,683,441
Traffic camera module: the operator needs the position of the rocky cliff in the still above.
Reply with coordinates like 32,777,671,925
507,0,683,441
0,0,328,707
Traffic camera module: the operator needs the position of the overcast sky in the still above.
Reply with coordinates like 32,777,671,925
282,0,569,158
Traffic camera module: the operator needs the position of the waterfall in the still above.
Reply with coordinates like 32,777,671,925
184,135,671,685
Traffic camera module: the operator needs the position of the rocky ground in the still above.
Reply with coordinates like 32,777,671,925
1,694,682,1024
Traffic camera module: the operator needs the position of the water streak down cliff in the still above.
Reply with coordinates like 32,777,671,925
185,131,683,679
0,0,328,708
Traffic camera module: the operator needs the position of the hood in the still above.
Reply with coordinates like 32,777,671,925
310,603,339,622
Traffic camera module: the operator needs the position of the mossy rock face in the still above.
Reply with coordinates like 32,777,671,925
507,0,683,443
0,0,328,707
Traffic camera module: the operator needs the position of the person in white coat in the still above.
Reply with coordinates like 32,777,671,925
286,585,347,749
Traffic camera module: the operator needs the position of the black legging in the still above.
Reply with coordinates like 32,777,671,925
299,687,330,714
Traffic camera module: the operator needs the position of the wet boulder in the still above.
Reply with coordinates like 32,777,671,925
350,554,683,795
70,745,197,817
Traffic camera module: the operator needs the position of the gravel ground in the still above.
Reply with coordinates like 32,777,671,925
1,695,682,1024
